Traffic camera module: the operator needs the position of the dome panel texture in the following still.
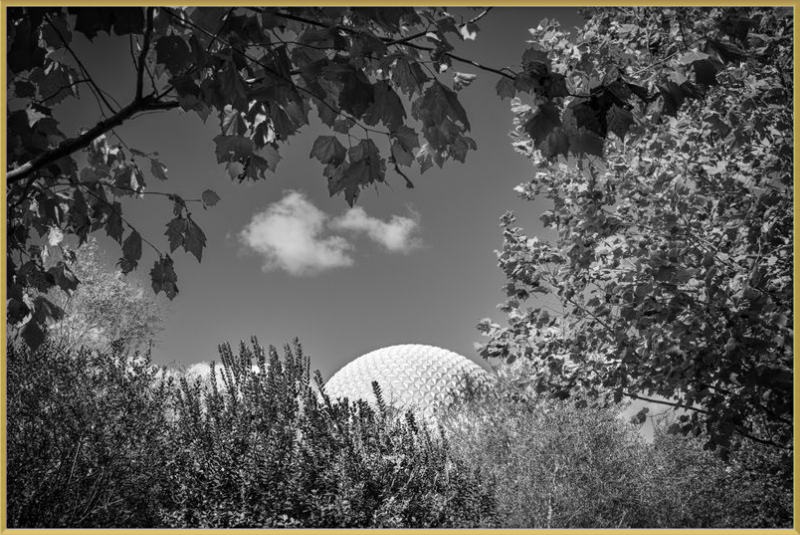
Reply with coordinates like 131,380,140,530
324,344,488,419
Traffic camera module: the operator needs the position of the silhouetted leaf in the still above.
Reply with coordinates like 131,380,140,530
155,35,191,75
607,104,635,141
496,77,516,99
202,189,220,207
525,102,562,146
150,256,178,299
120,230,142,273
150,158,168,180
310,135,346,165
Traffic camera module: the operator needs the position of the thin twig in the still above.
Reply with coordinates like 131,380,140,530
44,13,117,115
136,8,156,100
163,7,390,139
72,179,163,257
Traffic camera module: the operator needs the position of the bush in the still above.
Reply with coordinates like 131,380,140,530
441,385,660,528
649,415,793,528
6,340,171,528
8,335,788,528
439,359,793,528
157,338,497,528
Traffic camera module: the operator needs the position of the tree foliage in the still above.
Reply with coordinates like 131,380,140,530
33,237,163,353
7,6,495,348
476,7,793,453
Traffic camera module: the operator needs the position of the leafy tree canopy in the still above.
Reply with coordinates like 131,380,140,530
7,6,498,348
476,6,793,454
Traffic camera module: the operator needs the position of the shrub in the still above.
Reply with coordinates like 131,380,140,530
649,415,793,528
158,338,497,528
440,360,792,528
6,340,171,528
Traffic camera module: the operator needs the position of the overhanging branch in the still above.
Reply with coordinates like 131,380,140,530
7,96,179,185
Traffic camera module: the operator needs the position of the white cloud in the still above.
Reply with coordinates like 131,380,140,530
331,206,421,253
240,191,422,276
239,191,354,276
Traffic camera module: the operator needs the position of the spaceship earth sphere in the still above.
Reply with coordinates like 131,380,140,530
324,344,488,419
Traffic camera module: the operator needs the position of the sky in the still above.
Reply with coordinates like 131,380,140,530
50,7,589,382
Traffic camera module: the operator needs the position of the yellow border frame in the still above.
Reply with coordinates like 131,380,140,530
0,2,797,534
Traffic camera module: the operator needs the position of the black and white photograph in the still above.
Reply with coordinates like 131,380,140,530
5,5,794,529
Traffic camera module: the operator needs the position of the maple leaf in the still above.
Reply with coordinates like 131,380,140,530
691,58,724,87
104,201,124,243
165,216,206,262
392,125,420,153
705,38,747,63
40,12,72,49
165,216,186,253
310,135,346,165
220,59,248,111
219,105,247,136
391,142,414,167
150,256,179,299
539,129,570,159
349,139,385,183
202,189,221,207
155,35,191,76
391,56,428,96
213,135,254,164
658,82,686,117
524,102,562,146
496,77,516,100
150,158,168,180
113,164,146,196
521,47,550,73
567,127,604,157
29,62,81,105
48,261,80,293
415,81,471,139
183,217,207,262
20,319,46,352
337,160,369,207
607,104,635,141
120,230,142,273
362,81,406,130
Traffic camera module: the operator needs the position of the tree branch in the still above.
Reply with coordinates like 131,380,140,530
625,391,791,450
624,391,709,415
7,96,179,185
268,8,518,80
136,7,156,101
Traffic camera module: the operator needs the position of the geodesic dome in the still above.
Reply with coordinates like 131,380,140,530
324,344,489,420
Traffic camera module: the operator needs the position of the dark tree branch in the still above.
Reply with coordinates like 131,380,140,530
625,391,791,451
136,7,156,101
7,96,179,185
624,391,710,415
267,8,518,81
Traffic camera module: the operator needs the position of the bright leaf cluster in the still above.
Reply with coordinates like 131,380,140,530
478,7,793,454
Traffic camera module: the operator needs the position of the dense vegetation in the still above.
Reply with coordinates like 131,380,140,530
476,6,793,454
7,334,791,528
